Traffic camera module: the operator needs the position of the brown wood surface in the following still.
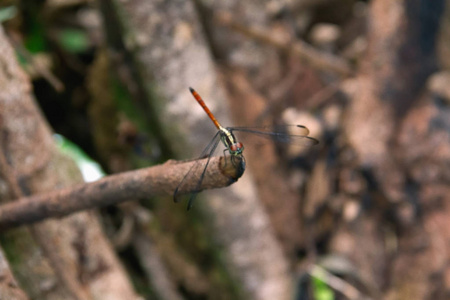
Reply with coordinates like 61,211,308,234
0,25,139,300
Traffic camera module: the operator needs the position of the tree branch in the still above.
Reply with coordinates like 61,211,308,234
215,11,353,77
0,155,245,230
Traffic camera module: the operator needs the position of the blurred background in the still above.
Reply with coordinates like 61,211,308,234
0,0,449,299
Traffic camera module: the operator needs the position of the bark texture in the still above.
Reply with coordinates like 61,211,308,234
0,155,243,230
0,25,139,300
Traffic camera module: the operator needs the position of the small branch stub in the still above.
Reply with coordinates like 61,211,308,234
0,156,245,231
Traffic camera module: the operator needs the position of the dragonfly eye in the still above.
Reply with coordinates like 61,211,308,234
230,142,244,154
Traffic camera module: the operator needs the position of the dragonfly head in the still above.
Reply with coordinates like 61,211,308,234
229,142,244,156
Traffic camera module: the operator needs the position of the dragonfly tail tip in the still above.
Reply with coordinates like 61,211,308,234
189,87,195,93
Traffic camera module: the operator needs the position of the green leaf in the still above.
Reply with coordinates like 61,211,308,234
54,134,105,182
57,29,90,53
24,20,47,53
0,6,18,23
312,276,334,300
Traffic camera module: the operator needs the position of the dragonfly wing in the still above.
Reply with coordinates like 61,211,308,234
230,125,310,135
174,131,221,209
230,125,319,146
186,135,222,210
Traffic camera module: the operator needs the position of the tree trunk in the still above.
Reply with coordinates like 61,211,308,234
0,25,139,300
97,0,293,299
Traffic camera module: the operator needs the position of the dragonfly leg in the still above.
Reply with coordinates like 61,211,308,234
173,131,221,204
222,148,230,167
187,138,221,210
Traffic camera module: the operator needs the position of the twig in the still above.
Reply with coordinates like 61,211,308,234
128,203,211,296
0,155,245,230
304,79,343,109
7,32,65,92
132,212,185,300
215,12,353,77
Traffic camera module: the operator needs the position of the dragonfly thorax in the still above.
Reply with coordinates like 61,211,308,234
220,127,244,156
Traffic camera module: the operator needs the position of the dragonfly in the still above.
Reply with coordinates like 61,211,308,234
174,87,319,210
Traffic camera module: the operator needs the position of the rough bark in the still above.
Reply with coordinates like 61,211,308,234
0,25,139,300
0,246,29,300
0,155,243,230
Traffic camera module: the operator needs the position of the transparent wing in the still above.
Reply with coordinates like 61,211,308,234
229,125,319,146
173,131,221,210
186,138,222,210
